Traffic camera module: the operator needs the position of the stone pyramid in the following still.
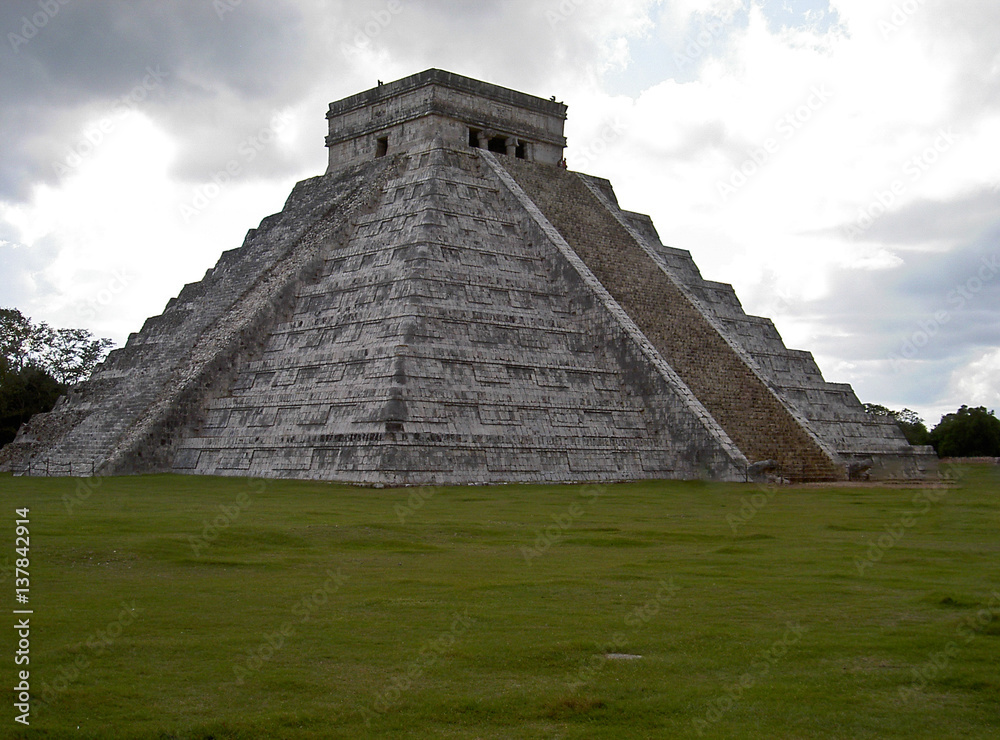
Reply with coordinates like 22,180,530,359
2,69,936,483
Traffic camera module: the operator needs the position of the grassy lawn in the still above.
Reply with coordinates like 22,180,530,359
1,465,998,738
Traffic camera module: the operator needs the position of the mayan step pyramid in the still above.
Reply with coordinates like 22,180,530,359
2,69,936,483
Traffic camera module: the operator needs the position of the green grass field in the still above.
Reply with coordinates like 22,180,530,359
1,465,998,739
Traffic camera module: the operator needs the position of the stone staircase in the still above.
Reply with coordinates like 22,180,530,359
169,143,746,483
498,157,844,481
614,189,935,478
0,157,395,476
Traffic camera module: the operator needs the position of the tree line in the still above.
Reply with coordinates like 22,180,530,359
865,404,1000,458
0,308,114,448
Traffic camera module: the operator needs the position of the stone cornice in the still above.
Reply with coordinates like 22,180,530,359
324,99,568,148
327,68,567,120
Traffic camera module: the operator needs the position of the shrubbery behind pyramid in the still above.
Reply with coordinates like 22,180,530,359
2,69,937,483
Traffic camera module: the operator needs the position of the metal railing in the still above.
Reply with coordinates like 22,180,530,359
19,459,96,477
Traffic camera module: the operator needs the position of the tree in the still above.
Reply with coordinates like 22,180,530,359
863,403,893,418
895,408,931,447
0,308,113,383
0,308,35,372
35,327,115,385
928,406,1000,458
863,404,930,446
0,365,66,448
0,307,115,448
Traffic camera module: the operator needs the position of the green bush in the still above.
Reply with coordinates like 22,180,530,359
0,362,66,447
929,405,1000,457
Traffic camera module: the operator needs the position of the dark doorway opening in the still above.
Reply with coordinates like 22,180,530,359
515,141,527,159
375,136,389,158
488,136,507,154
468,128,481,148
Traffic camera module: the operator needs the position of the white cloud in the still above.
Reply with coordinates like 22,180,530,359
665,0,745,25
945,348,1000,416
1,109,304,344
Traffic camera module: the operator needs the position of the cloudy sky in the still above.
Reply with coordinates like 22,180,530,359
1,0,997,427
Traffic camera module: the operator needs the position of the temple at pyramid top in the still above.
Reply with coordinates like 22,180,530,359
325,68,568,171
1,69,937,483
